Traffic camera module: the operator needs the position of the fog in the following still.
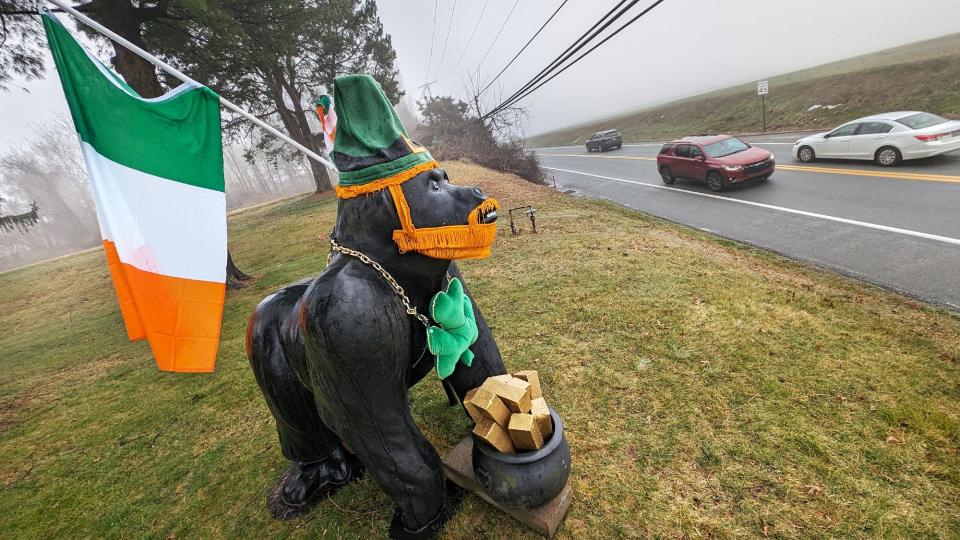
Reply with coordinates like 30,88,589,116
0,118,316,272
374,0,960,135
2,0,957,270
4,1,957,150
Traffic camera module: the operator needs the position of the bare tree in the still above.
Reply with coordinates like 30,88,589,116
416,79,545,185
0,116,315,272
463,73,529,143
0,117,101,270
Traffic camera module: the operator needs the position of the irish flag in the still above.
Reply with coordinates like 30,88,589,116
43,14,227,372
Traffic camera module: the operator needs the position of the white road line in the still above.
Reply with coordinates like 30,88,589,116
527,147,577,151
543,166,960,247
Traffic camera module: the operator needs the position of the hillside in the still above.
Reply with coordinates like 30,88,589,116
2,162,959,538
528,32,960,147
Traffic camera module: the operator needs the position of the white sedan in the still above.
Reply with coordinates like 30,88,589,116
793,111,960,167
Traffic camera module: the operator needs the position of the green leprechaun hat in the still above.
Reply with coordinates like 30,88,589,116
331,74,437,198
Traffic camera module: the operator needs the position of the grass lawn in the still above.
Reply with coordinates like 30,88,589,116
2,162,958,538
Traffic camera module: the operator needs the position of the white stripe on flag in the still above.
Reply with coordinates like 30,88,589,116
80,141,227,283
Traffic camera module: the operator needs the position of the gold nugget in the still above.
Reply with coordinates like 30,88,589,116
508,413,544,451
530,396,553,439
513,370,543,399
462,388,485,424
470,386,511,426
474,418,516,453
482,377,532,414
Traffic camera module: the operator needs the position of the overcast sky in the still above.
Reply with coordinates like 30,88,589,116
1,0,957,152
376,0,959,135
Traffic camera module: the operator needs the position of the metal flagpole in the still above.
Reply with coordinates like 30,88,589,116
44,0,336,171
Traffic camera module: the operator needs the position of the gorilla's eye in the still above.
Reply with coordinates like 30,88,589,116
431,180,440,191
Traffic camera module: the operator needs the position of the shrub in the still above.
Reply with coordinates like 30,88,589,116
415,96,547,185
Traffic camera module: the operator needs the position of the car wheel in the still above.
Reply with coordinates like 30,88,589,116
660,166,675,185
875,146,901,167
707,171,725,192
797,146,815,163
617,143,622,149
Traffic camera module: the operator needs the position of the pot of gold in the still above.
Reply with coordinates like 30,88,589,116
463,372,571,508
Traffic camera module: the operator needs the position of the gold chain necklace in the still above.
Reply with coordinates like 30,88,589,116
328,238,431,327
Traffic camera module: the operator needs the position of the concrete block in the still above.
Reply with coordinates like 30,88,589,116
442,437,572,538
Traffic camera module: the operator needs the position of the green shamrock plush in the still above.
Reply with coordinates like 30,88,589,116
427,278,478,379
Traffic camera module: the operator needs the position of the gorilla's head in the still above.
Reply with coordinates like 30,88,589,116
400,167,496,227
333,167,498,261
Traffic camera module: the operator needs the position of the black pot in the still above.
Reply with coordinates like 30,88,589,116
471,408,571,508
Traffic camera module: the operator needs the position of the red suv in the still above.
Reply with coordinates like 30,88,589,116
656,135,775,191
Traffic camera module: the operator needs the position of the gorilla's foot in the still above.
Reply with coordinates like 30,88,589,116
388,480,464,540
267,447,364,520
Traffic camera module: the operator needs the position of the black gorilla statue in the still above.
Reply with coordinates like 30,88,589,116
246,166,506,539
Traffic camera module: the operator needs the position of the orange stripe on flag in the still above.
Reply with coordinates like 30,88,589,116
103,240,145,340
104,240,226,372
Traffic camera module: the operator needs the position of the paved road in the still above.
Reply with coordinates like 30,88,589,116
533,132,960,310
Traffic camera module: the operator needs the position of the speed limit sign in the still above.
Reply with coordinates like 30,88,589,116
757,80,769,95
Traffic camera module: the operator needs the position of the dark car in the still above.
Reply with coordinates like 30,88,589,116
586,129,622,152
655,135,775,191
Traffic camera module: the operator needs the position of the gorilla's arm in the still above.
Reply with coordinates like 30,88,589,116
303,275,449,530
444,262,507,401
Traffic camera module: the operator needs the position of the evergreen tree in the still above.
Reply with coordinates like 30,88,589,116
1,1,402,280
0,197,39,234
146,0,401,192
0,0,47,91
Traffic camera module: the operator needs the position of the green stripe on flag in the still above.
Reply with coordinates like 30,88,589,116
42,14,224,193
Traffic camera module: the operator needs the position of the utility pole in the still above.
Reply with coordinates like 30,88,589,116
418,80,438,100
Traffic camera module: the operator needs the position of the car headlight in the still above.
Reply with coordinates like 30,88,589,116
722,165,743,171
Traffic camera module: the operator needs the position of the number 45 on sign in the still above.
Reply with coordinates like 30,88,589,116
757,80,768,132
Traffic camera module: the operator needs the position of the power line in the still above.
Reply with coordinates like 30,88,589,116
477,0,569,97
437,0,490,81
498,0,632,104
474,0,521,78
432,0,458,80
485,0,666,119
423,0,439,88
487,0,637,116
493,0,666,115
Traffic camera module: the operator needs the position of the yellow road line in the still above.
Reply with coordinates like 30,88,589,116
536,153,960,184
776,164,960,183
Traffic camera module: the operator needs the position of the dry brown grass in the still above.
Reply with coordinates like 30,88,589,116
529,33,960,147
